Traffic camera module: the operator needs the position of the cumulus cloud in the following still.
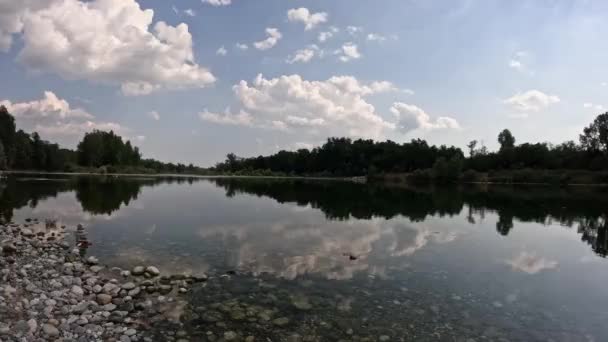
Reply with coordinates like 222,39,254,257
216,46,227,56
1,92,132,147
0,91,93,120
6,0,215,96
287,8,328,30
199,109,253,126
229,74,398,139
366,33,386,42
390,102,460,133
286,45,322,64
235,43,248,50
337,43,361,62
202,0,231,6
503,90,560,112
0,0,59,52
147,111,160,121
318,26,338,43
184,9,196,17
506,252,558,274
254,28,282,50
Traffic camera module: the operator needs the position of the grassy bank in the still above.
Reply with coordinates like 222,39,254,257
374,169,608,186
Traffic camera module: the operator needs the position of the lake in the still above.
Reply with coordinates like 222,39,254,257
1,174,608,341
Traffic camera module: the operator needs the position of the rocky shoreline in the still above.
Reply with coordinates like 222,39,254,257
0,219,208,342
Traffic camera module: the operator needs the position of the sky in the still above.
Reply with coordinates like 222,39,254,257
1,0,607,166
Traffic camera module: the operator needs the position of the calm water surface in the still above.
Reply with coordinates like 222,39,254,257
1,174,608,341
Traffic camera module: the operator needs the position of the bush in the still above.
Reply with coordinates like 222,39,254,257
461,170,480,182
407,169,433,184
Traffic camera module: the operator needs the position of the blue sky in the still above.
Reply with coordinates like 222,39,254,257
1,0,607,166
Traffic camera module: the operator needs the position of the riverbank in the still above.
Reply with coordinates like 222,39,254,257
373,169,608,187
0,219,211,341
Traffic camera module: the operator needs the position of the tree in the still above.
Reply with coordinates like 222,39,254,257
0,140,6,170
467,140,478,157
0,105,16,167
580,113,608,153
498,129,516,151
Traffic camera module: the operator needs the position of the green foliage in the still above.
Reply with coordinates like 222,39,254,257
432,156,463,183
498,129,516,151
214,137,465,177
0,140,6,170
77,130,141,167
580,112,608,153
0,106,203,174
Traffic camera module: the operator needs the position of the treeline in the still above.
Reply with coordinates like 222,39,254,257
214,113,608,183
0,105,205,174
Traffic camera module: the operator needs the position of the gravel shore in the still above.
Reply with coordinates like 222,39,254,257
0,219,206,342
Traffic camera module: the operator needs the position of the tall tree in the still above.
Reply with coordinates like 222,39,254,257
0,105,16,167
580,113,608,153
498,129,516,151
467,140,478,157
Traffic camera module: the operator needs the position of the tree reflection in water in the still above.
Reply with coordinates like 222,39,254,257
1,174,607,257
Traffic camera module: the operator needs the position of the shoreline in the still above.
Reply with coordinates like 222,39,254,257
0,218,209,341
3,169,608,187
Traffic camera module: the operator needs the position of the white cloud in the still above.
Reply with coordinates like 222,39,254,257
231,74,398,139
147,111,160,121
583,103,605,111
503,90,560,112
235,43,248,50
7,0,215,96
254,28,282,50
0,0,60,52
216,46,227,56
366,33,386,42
601,82,607,87
346,26,363,35
508,50,529,72
318,26,338,43
1,92,132,147
202,0,231,6
0,91,93,120
287,8,328,30
506,252,558,274
318,32,333,43
508,59,523,70
286,45,321,64
199,109,253,126
287,49,315,64
337,43,361,62
294,142,314,150
390,102,460,133
184,9,196,17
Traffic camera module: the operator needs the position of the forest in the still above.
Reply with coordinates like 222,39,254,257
213,113,608,183
0,105,204,174
1,103,607,183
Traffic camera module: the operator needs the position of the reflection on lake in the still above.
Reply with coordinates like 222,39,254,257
1,174,608,340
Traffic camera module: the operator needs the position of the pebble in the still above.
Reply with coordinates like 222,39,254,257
42,323,60,337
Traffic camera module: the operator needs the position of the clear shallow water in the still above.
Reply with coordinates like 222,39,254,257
1,174,608,341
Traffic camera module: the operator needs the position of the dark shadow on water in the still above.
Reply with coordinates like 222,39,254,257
0,174,607,257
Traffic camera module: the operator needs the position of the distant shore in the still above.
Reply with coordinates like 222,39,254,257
3,169,608,187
